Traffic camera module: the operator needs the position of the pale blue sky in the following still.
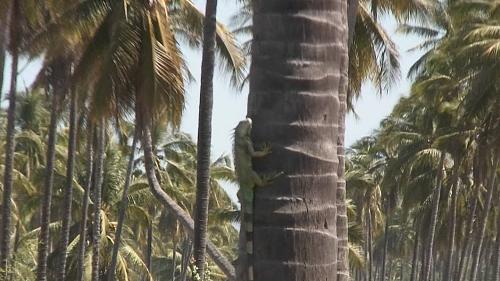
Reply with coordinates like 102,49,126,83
1,1,423,199
180,0,424,156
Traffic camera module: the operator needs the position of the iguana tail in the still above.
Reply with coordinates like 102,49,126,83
244,204,254,281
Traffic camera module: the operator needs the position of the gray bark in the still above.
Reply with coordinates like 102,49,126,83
247,0,348,279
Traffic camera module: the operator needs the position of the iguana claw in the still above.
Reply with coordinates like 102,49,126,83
259,143,272,155
261,171,285,185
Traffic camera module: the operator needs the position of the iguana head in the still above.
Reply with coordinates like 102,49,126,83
235,118,252,139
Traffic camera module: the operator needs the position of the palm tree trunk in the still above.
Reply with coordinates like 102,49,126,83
140,118,235,280
410,226,420,281
381,204,390,281
368,210,374,281
107,131,138,281
387,261,390,280
36,70,63,281
193,0,218,277
247,0,348,279
8,222,20,281
172,225,178,281
400,261,404,281
423,153,446,281
493,210,500,281
180,238,192,281
419,231,426,281
0,1,20,275
58,88,78,281
337,16,351,281
91,120,106,281
479,244,490,281
77,124,94,281
456,198,478,281
348,0,359,46
144,216,153,281
336,102,349,281
444,162,460,281
337,1,357,279
469,154,499,281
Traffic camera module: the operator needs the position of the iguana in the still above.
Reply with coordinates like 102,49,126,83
233,118,281,281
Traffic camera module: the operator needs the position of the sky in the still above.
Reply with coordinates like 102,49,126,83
1,1,424,199
179,0,424,155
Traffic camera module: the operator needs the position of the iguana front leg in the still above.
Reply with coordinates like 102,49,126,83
248,141,271,158
252,170,284,187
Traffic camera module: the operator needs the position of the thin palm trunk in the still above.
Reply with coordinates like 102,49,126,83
400,262,404,281
193,0,218,277
420,232,426,281
107,131,138,281
8,222,20,281
58,88,78,281
0,1,19,275
386,261,394,281
77,124,94,281
494,210,500,281
248,0,348,279
410,226,420,281
479,244,490,281
381,204,390,281
180,238,192,281
91,121,106,281
368,210,374,281
456,204,478,281
444,162,460,281
423,153,446,281
469,154,499,281
36,72,63,281
455,153,482,280
171,226,178,281
144,216,153,281
140,118,235,279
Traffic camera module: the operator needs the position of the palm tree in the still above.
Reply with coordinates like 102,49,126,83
36,58,70,281
57,87,78,281
246,0,348,280
91,120,106,281
0,1,20,274
28,0,243,277
77,123,94,281
193,0,219,278
107,130,138,281
139,115,236,279
469,152,499,281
